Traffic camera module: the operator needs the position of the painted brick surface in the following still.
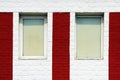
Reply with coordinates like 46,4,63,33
0,13,13,80
70,12,109,80
0,0,120,12
13,10,108,80
109,13,120,80
13,13,52,80
52,13,70,80
0,0,115,80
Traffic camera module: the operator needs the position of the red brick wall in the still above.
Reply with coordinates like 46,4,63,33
52,13,70,80
109,13,120,80
0,13,13,80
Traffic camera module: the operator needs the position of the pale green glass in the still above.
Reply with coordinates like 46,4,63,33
76,17,101,59
23,19,44,56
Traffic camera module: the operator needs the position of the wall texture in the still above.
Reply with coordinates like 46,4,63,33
0,13,13,80
70,12,109,80
0,0,120,12
1,0,120,80
52,13,70,80
109,13,120,80
13,13,52,80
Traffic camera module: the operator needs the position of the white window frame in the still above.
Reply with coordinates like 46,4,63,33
75,16,104,60
19,16,47,59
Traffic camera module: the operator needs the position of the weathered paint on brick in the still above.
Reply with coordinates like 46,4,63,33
109,13,120,80
0,12,13,80
0,0,114,80
52,13,70,80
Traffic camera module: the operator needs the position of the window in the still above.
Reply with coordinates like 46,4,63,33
20,16,47,59
76,16,103,59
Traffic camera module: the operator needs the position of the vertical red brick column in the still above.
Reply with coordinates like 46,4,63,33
0,13,13,80
109,13,120,80
52,13,70,80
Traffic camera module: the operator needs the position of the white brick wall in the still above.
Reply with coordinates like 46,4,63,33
70,12,109,80
0,0,117,80
0,0,120,12
13,12,52,80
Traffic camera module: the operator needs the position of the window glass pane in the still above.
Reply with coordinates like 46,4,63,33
76,17,101,59
23,19,44,56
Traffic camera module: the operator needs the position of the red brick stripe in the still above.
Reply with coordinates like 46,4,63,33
109,13,120,80
0,13,13,80
52,13,70,80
